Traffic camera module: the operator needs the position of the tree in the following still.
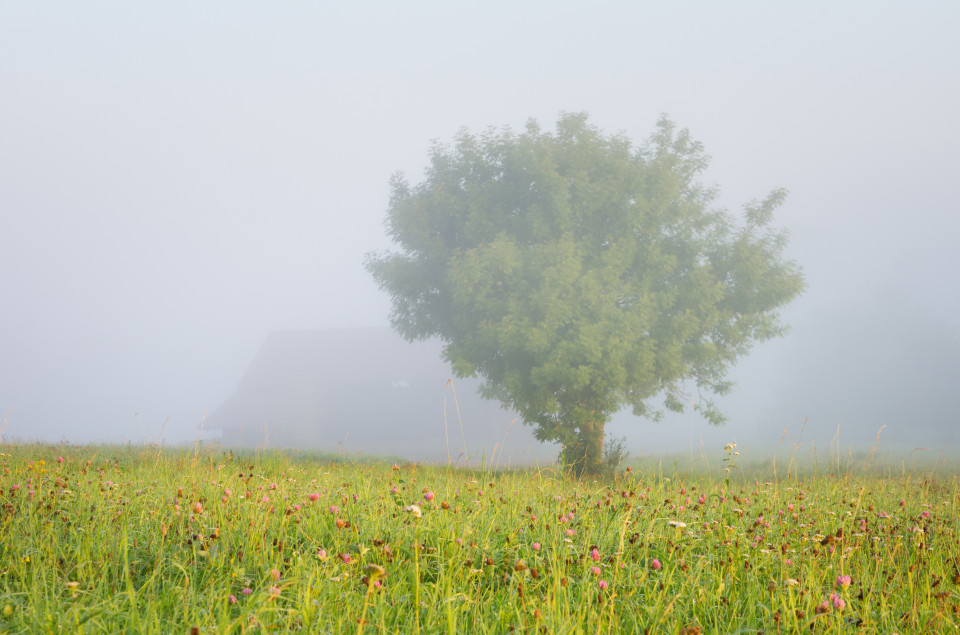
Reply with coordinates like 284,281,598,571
365,113,805,475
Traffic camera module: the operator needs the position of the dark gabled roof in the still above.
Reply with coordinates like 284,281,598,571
206,327,555,462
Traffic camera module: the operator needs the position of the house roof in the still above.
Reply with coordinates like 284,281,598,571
205,327,556,463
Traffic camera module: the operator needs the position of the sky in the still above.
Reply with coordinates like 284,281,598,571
2,2,958,456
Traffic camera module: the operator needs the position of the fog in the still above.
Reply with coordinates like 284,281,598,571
2,3,958,460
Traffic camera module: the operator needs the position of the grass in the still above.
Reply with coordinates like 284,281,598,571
0,442,957,633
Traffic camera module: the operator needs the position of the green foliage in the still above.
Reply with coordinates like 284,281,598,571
366,113,805,473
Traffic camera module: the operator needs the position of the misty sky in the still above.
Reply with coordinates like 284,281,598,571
2,2,958,452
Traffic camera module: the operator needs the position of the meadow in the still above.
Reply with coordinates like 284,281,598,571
0,443,957,633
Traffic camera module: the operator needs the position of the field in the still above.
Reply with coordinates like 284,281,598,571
0,443,958,633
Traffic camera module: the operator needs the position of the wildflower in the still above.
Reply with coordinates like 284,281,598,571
835,575,851,588
269,585,281,597
598,580,608,590
831,593,845,610
590,548,601,561
532,542,541,551
340,553,352,564
404,504,422,518
241,587,253,596
668,520,687,529
224,488,232,497
329,505,339,514
424,491,435,502
292,504,301,512
921,510,931,519
228,594,237,604
651,559,662,570
390,486,399,495
309,492,320,501
724,443,736,451
591,566,601,576
363,564,386,581
57,456,64,463
193,502,203,514
317,548,328,561
698,495,706,504
270,568,281,581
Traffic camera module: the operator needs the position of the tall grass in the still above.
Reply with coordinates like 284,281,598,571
0,442,957,632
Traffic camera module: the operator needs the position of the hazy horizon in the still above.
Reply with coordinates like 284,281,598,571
2,2,958,460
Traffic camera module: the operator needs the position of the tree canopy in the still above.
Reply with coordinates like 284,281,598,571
365,113,805,474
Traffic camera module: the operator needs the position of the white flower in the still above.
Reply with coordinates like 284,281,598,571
404,504,422,518
667,520,687,528
724,443,736,451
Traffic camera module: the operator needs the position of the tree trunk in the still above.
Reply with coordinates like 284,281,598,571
563,420,605,477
